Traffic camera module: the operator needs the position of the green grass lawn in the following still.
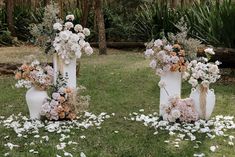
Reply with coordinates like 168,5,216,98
0,48,235,157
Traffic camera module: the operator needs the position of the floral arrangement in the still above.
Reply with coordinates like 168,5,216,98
41,74,77,120
145,39,187,76
183,48,221,88
52,14,93,64
15,60,54,90
161,96,199,123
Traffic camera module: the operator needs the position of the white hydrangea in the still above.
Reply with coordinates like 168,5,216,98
84,46,93,55
154,39,163,47
53,23,62,31
144,49,154,57
204,48,215,55
74,24,83,32
83,28,90,36
66,14,75,21
64,22,74,30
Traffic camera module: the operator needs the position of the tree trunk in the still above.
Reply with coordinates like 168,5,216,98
95,0,107,55
44,0,50,6
170,0,178,8
81,0,90,28
6,0,15,36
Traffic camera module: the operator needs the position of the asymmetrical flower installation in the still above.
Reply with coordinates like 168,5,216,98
145,39,187,76
15,14,93,121
145,37,221,123
53,14,93,64
15,60,54,90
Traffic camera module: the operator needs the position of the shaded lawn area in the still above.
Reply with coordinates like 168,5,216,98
0,47,235,157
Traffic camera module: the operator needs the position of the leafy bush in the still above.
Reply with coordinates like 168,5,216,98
133,2,181,41
185,0,235,48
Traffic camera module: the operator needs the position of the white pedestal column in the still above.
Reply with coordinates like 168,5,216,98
53,54,77,89
159,72,182,116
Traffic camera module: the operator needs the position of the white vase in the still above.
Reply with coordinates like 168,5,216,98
190,85,215,120
53,54,77,89
159,72,182,116
25,87,48,119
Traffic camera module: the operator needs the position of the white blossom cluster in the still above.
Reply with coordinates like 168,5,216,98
53,14,93,64
183,56,221,88
127,111,235,154
15,80,32,89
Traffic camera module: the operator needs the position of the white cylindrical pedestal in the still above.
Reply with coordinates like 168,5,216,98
159,72,182,116
53,54,77,89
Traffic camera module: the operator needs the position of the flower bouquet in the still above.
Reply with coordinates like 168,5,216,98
145,39,187,76
183,48,221,120
15,60,54,90
53,14,93,64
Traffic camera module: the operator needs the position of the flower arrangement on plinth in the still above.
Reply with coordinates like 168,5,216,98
53,14,93,64
15,60,54,90
145,39,187,76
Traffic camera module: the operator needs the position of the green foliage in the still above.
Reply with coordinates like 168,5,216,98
133,2,183,41
13,5,41,41
29,3,61,53
104,6,134,41
185,0,235,48
0,30,13,46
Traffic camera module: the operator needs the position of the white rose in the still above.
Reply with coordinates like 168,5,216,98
59,31,70,41
215,60,221,65
149,60,157,69
71,43,80,52
84,46,93,55
208,64,219,74
164,44,173,51
170,109,181,119
183,72,190,80
204,48,215,55
144,49,154,57
154,39,163,47
83,28,90,36
79,39,86,47
201,80,209,88
53,22,62,31
189,77,198,87
64,22,74,30
74,24,83,32
78,33,85,39
191,60,197,65
66,14,75,21
69,33,79,42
